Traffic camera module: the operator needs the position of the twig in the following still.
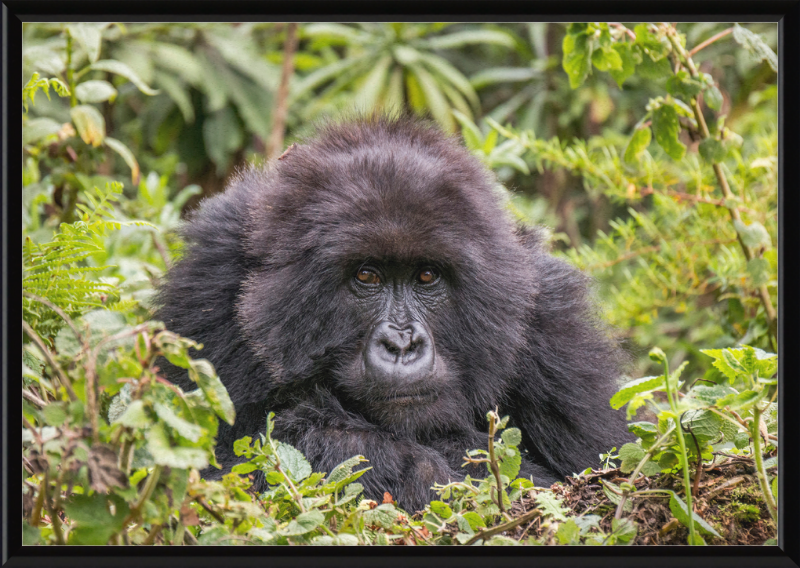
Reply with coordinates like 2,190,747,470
688,28,733,57
463,507,541,546
151,232,172,269
638,187,758,215
193,495,225,524
267,23,299,160
23,389,47,407
667,26,777,348
22,321,78,402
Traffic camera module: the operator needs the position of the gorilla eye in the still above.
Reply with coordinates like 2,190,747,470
356,268,381,285
417,268,438,284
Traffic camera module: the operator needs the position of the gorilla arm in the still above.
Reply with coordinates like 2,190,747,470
506,237,633,479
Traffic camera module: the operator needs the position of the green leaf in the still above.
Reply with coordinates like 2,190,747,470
429,500,453,519
276,442,313,482
90,59,159,95
624,125,652,164
75,79,117,103
609,42,638,86
469,67,539,89
327,455,369,485
666,71,703,100
364,503,400,528
153,402,204,443
501,427,522,447
23,117,62,145
562,28,592,89
556,519,580,544
423,29,516,50
146,423,208,469
698,138,727,163
704,85,724,111
68,23,103,63
231,462,259,475
634,24,671,60
461,511,486,531
611,517,638,543
652,103,686,160
732,24,778,72
681,409,722,443
409,64,454,131
747,258,771,286
628,421,658,439
733,220,771,248
64,493,130,544
105,137,141,185
636,53,672,79
42,402,69,427
113,399,152,428
690,384,736,405
70,104,106,147
202,107,243,173
498,445,521,480
279,510,325,536
668,492,720,537
618,442,646,474
188,359,235,425
610,375,664,409
354,53,392,111
716,389,763,411
592,46,622,72
534,492,569,521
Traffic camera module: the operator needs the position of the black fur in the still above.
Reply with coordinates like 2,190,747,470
155,116,631,512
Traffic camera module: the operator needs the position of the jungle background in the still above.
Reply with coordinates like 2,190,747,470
21,22,779,546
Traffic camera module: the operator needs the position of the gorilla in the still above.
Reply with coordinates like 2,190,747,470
155,115,631,512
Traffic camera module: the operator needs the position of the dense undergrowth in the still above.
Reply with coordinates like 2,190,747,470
22,21,778,545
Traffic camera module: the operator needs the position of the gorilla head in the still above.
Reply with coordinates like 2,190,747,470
156,115,631,512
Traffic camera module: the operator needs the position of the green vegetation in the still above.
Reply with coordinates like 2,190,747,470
22,21,777,546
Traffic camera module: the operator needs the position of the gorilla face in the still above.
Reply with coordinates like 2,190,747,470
157,115,631,511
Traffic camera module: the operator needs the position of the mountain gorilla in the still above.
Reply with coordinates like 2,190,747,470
155,115,631,512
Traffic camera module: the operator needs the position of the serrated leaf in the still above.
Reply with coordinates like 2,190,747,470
276,442,312,482
636,52,672,79
70,105,106,147
610,375,664,409
732,24,778,72
690,384,736,405
499,445,521,480
717,389,763,410
113,399,151,428
90,59,159,95
501,427,522,447
534,491,569,521
279,510,324,536
327,455,369,485
746,258,771,286
618,442,646,474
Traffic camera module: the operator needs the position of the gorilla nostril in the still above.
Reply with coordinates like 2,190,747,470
365,321,435,380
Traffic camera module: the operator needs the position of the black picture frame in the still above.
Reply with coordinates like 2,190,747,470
2,2,798,567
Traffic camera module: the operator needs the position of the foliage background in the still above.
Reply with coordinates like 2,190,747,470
20,22,778,546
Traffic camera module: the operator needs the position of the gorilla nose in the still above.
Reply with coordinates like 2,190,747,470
365,321,435,380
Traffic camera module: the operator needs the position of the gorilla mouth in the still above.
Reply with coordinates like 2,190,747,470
385,390,439,405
